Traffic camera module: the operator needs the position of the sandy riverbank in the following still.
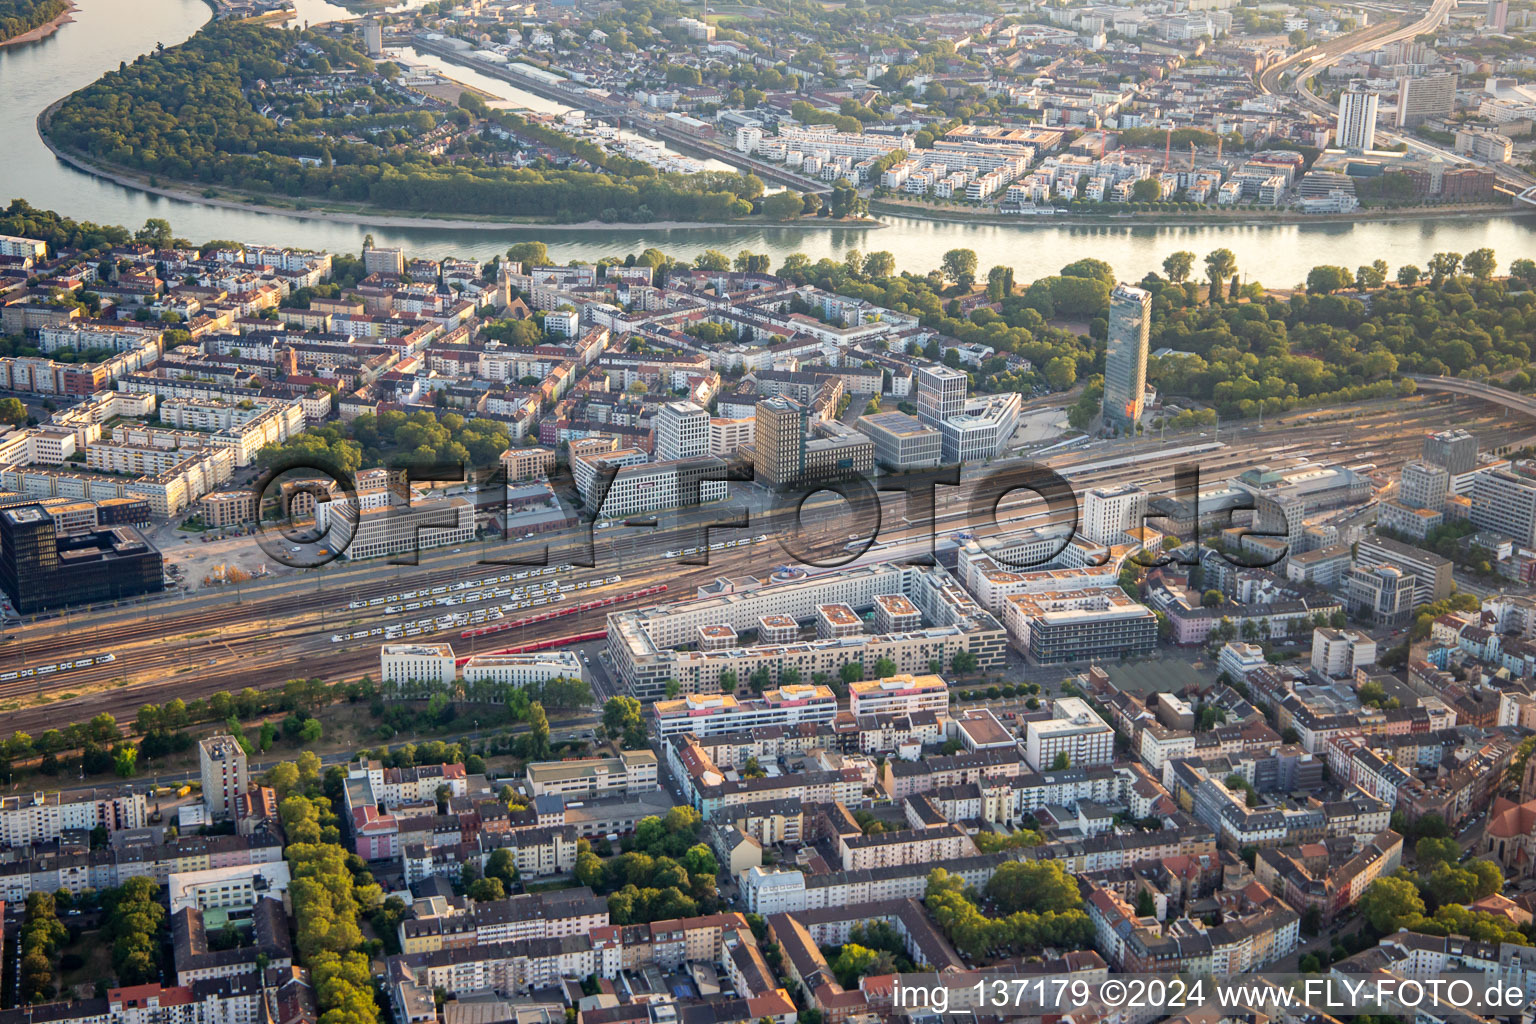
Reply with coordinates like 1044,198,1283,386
0,0,78,48
36,115,882,233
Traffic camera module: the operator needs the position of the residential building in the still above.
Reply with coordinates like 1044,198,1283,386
847,674,951,718
0,786,147,848
1336,90,1379,150
499,446,556,481
198,735,249,821
1396,74,1457,128
652,686,839,737
363,246,405,276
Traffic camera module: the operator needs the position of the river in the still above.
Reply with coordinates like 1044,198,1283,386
3,0,1536,280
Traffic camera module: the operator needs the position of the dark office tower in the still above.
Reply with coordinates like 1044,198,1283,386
1423,429,1477,478
753,395,807,488
0,504,163,613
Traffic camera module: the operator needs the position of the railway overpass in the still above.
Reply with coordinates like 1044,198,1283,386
1407,374,1536,419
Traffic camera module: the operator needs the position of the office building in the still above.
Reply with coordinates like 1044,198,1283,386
1462,463,1536,543
199,735,249,820
579,455,728,518
462,652,581,687
609,562,1006,699
938,393,1020,462
1336,91,1379,151
1424,429,1477,478
655,401,710,463
858,411,942,469
752,396,807,487
1081,484,1148,546
526,750,658,797
1471,463,1536,546
916,365,967,428
380,643,457,689
1363,537,1456,601
1487,0,1508,30
1376,500,1441,542
1101,284,1150,433
1024,697,1114,770
803,424,874,482
1345,564,1416,626
0,504,163,614
1004,589,1158,665
1396,74,1458,128
751,397,873,489
319,497,475,561
709,416,755,456
1399,461,1449,512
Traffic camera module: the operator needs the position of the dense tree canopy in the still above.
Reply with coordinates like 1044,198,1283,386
0,0,66,43
49,23,764,223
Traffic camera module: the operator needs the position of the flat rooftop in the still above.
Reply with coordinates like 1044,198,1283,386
817,603,860,627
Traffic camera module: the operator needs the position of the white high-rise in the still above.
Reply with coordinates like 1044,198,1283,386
916,365,967,428
1336,91,1379,151
1081,484,1148,546
1101,284,1150,433
655,401,710,462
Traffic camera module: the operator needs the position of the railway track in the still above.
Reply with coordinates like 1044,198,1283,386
2,394,1528,733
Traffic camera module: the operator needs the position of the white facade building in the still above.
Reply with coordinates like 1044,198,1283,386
1024,697,1113,770
461,652,582,687
381,643,458,688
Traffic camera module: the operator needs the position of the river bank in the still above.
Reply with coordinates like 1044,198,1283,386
870,196,1533,229
36,109,881,234
0,0,77,48
9,0,1536,273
